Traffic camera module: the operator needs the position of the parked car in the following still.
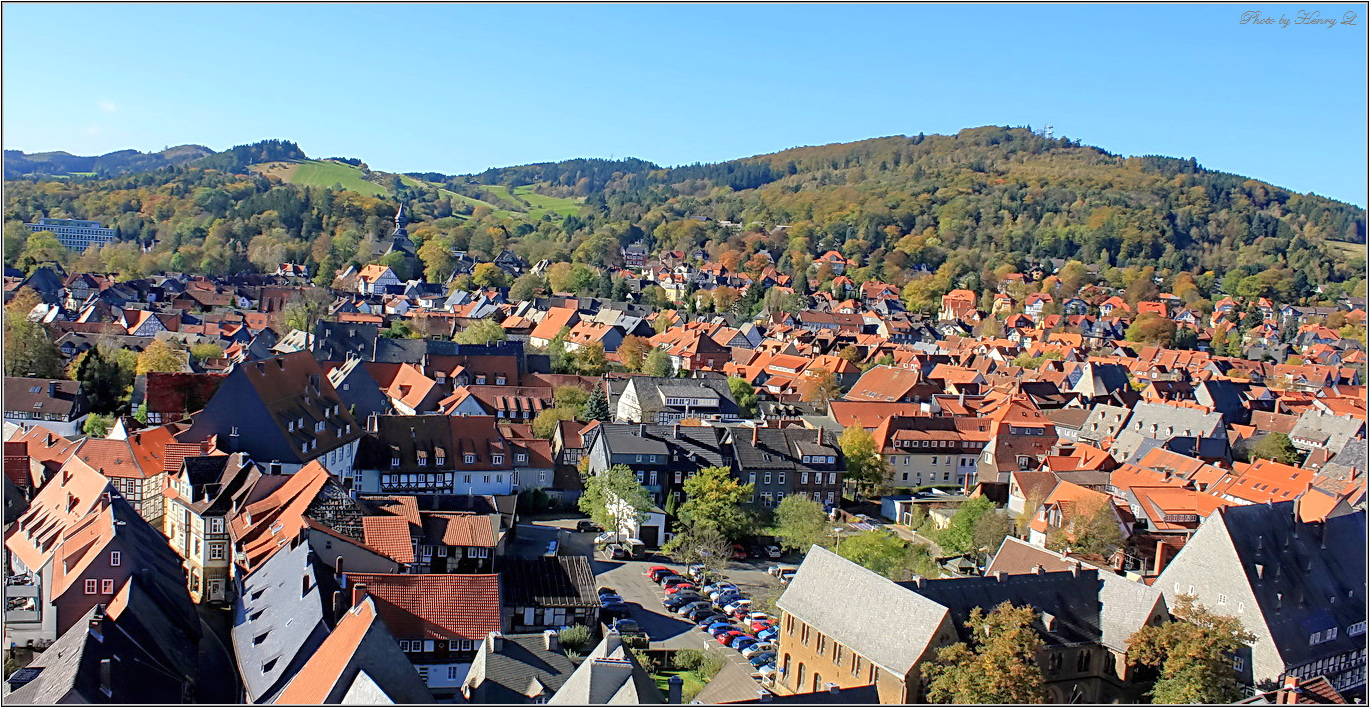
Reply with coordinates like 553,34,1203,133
722,599,752,615
662,577,692,589
646,566,676,582
767,566,797,577
757,664,777,681
599,593,623,605
601,603,632,619
664,593,703,610
779,571,797,584
709,588,742,602
711,625,741,640
718,629,746,645
703,582,737,596
706,622,736,635
576,520,603,533
613,619,641,634
695,613,730,627
597,586,617,597
742,642,776,659
732,636,760,652
749,651,777,668
733,544,747,560
744,612,773,624
664,583,696,596
607,544,628,560
678,601,713,616
750,619,776,632
756,627,779,643
766,545,782,559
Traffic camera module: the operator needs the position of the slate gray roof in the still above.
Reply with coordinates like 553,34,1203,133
1077,404,1132,443
1123,401,1225,440
6,573,202,704
502,556,599,608
596,424,728,469
1321,438,1367,481
463,632,577,703
777,546,948,677
1289,410,1365,451
624,377,741,419
548,632,664,704
1218,503,1365,670
231,539,338,702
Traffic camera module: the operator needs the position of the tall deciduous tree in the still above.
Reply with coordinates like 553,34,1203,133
1045,496,1123,558
772,494,829,553
135,339,185,375
938,496,995,555
923,602,1048,704
453,319,507,345
798,368,842,408
642,348,673,378
573,343,608,376
838,424,889,496
677,465,756,542
617,336,651,372
727,377,758,418
1248,432,1301,465
579,464,654,538
1128,595,1256,704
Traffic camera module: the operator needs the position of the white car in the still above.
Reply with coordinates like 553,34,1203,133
742,642,776,659
767,565,796,577
756,665,777,682
765,545,782,559
722,599,752,615
743,612,773,625
779,571,797,584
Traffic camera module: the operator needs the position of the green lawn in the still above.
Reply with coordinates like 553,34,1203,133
289,160,389,196
513,184,583,217
652,670,709,702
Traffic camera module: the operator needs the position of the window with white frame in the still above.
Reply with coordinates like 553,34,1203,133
85,579,98,594
492,455,503,465
110,551,121,566
465,454,476,464
100,578,114,593
516,453,527,463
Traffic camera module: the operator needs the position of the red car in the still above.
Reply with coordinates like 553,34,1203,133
646,567,676,582
718,629,745,645
732,544,747,560
750,619,776,633
664,583,696,596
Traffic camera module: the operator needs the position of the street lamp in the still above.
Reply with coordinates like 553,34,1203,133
831,527,845,553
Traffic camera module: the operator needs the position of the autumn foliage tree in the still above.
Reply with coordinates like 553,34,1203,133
1128,595,1256,704
923,602,1048,704
798,368,842,408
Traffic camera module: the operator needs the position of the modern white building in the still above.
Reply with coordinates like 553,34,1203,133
25,218,116,254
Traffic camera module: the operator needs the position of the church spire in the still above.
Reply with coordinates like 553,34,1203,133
394,202,407,227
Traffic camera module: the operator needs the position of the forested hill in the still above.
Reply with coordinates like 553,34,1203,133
3,128,1365,306
3,144,214,179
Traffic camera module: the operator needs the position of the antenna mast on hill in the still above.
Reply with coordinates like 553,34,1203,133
1044,123,1054,140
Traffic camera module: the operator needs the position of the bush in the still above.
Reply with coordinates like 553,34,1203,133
559,624,593,653
673,649,705,671
631,647,658,673
697,648,727,679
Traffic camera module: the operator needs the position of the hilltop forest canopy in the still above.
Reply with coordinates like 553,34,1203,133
4,127,1365,305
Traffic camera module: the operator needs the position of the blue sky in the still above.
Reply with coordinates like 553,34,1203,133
4,3,1366,206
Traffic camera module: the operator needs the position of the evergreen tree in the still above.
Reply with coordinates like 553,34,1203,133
583,386,611,421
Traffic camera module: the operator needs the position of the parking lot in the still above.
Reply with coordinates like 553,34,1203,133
518,516,791,680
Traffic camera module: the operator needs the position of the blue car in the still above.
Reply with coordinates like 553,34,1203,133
707,622,736,636
696,613,729,627
728,634,758,650
749,650,777,668
756,627,778,642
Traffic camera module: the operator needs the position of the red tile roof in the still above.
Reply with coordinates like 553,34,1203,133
422,513,497,548
345,573,502,642
361,516,416,564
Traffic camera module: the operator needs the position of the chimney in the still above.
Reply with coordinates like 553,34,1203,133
752,425,760,446
368,413,379,433
48,381,57,397
638,424,647,437
673,424,680,439
351,582,368,607
302,573,312,598
756,689,773,702
99,658,113,697
816,427,823,446
487,631,504,653
1070,562,1081,578
1153,540,1169,575
1042,612,1058,631
1032,564,1044,575
543,629,559,652
604,629,623,655
1281,676,1301,705
827,682,841,694
667,675,683,704
992,570,1006,582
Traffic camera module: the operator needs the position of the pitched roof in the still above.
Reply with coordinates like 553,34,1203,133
345,573,503,642
501,556,599,608
422,512,498,547
777,546,948,677
361,515,416,564
463,632,578,704
274,596,433,705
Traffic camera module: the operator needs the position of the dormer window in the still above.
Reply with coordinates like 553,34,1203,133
516,453,527,463
391,455,401,467
492,455,504,465
465,454,476,464
476,375,486,385
496,376,507,385
436,454,446,466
